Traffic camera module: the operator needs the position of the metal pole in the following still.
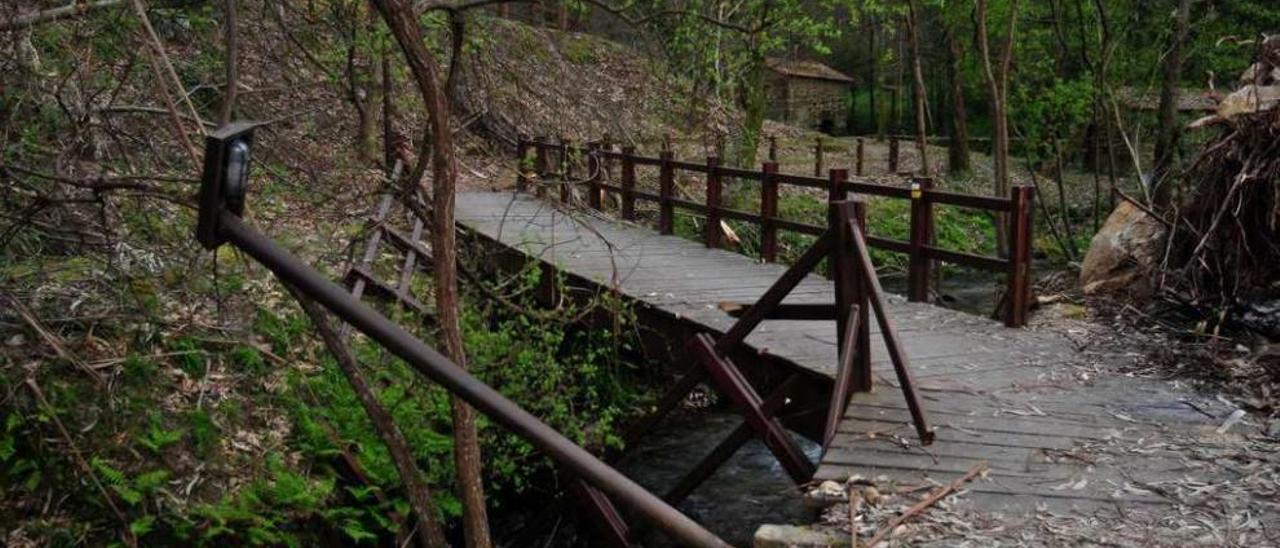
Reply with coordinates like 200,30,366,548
216,212,729,548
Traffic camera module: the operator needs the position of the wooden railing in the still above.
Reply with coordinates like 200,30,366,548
517,137,1035,327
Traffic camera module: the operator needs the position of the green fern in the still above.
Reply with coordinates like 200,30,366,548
91,456,125,485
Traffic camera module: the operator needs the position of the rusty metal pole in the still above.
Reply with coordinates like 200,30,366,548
212,213,730,548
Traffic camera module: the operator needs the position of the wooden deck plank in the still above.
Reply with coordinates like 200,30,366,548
453,191,1222,522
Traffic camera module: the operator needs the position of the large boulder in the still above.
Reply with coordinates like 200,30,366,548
1080,201,1166,299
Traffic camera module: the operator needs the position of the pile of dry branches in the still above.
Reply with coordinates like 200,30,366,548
1170,36,1280,320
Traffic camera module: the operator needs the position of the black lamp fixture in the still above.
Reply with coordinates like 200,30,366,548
196,122,256,249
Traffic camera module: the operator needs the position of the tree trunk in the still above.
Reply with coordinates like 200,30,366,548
217,0,238,126
1152,0,1191,209
869,17,879,136
734,52,767,167
369,2,493,547
944,22,971,175
905,1,930,177
976,0,1019,255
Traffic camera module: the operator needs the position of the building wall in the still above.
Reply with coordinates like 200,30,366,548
764,75,850,134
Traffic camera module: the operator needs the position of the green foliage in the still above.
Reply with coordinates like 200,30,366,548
137,414,183,454
229,344,268,377
188,409,220,459
255,308,309,357
188,453,337,545
561,35,598,65
167,336,206,378
123,354,158,385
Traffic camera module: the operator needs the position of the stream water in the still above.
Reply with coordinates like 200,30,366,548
508,272,1020,545
608,273,1011,544
615,410,821,546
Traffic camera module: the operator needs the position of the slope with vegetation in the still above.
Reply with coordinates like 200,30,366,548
0,3,715,545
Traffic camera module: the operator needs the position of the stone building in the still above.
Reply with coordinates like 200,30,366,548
764,58,855,134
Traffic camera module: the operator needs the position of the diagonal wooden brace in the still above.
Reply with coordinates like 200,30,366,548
565,476,632,548
663,374,801,505
688,334,815,484
822,305,862,450
846,219,934,445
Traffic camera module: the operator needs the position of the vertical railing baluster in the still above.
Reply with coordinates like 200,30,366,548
659,150,675,234
908,177,934,302
534,136,549,199
855,138,865,176
621,146,636,220
888,135,899,174
1005,186,1035,327
516,137,530,192
760,162,779,262
705,156,722,248
851,198,872,390
559,136,571,204
587,142,602,210
814,137,824,177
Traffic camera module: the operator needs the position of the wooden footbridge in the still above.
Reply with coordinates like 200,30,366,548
199,126,1213,547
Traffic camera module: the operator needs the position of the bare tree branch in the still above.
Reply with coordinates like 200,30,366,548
0,0,123,32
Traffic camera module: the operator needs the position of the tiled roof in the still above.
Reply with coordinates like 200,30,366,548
766,58,854,84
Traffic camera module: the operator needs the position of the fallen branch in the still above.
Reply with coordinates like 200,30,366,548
1,0,123,32
862,462,988,547
4,292,105,386
1113,188,1174,229
284,285,446,548
25,378,136,547
128,0,205,165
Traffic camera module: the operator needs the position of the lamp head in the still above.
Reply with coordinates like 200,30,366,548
196,122,257,249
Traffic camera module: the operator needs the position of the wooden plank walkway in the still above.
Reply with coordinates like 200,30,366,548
454,191,1230,520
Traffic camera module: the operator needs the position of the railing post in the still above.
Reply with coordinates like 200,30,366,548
1005,185,1035,327
827,167,848,204
855,138,865,176
907,177,934,302
621,146,636,220
760,162,779,262
587,142,603,210
705,156,722,248
559,136,571,204
888,135,899,174
600,133,613,204
659,150,675,234
851,199,872,391
813,137,824,177
516,137,531,192
534,136,549,198
828,169,850,365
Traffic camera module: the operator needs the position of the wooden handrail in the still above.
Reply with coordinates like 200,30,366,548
518,138,1035,327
